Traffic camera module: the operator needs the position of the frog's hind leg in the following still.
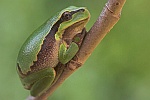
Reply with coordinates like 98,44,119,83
31,68,55,96
21,68,55,96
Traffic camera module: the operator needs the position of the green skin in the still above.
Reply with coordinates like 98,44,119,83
17,6,90,96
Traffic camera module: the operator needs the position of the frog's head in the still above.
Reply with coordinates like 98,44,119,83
55,6,90,40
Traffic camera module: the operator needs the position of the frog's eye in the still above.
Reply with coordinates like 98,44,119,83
61,11,72,21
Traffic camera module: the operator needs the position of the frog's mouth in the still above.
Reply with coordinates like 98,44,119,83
62,18,89,40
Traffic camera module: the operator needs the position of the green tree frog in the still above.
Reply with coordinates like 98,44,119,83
17,6,90,96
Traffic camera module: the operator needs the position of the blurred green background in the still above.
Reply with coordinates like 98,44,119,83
0,0,150,100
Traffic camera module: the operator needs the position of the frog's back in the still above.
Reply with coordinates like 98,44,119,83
17,16,59,74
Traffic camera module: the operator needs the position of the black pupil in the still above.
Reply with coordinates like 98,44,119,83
61,12,72,21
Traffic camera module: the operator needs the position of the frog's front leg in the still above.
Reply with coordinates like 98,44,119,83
20,68,55,96
59,42,79,64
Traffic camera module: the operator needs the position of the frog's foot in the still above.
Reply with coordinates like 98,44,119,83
59,42,79,64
